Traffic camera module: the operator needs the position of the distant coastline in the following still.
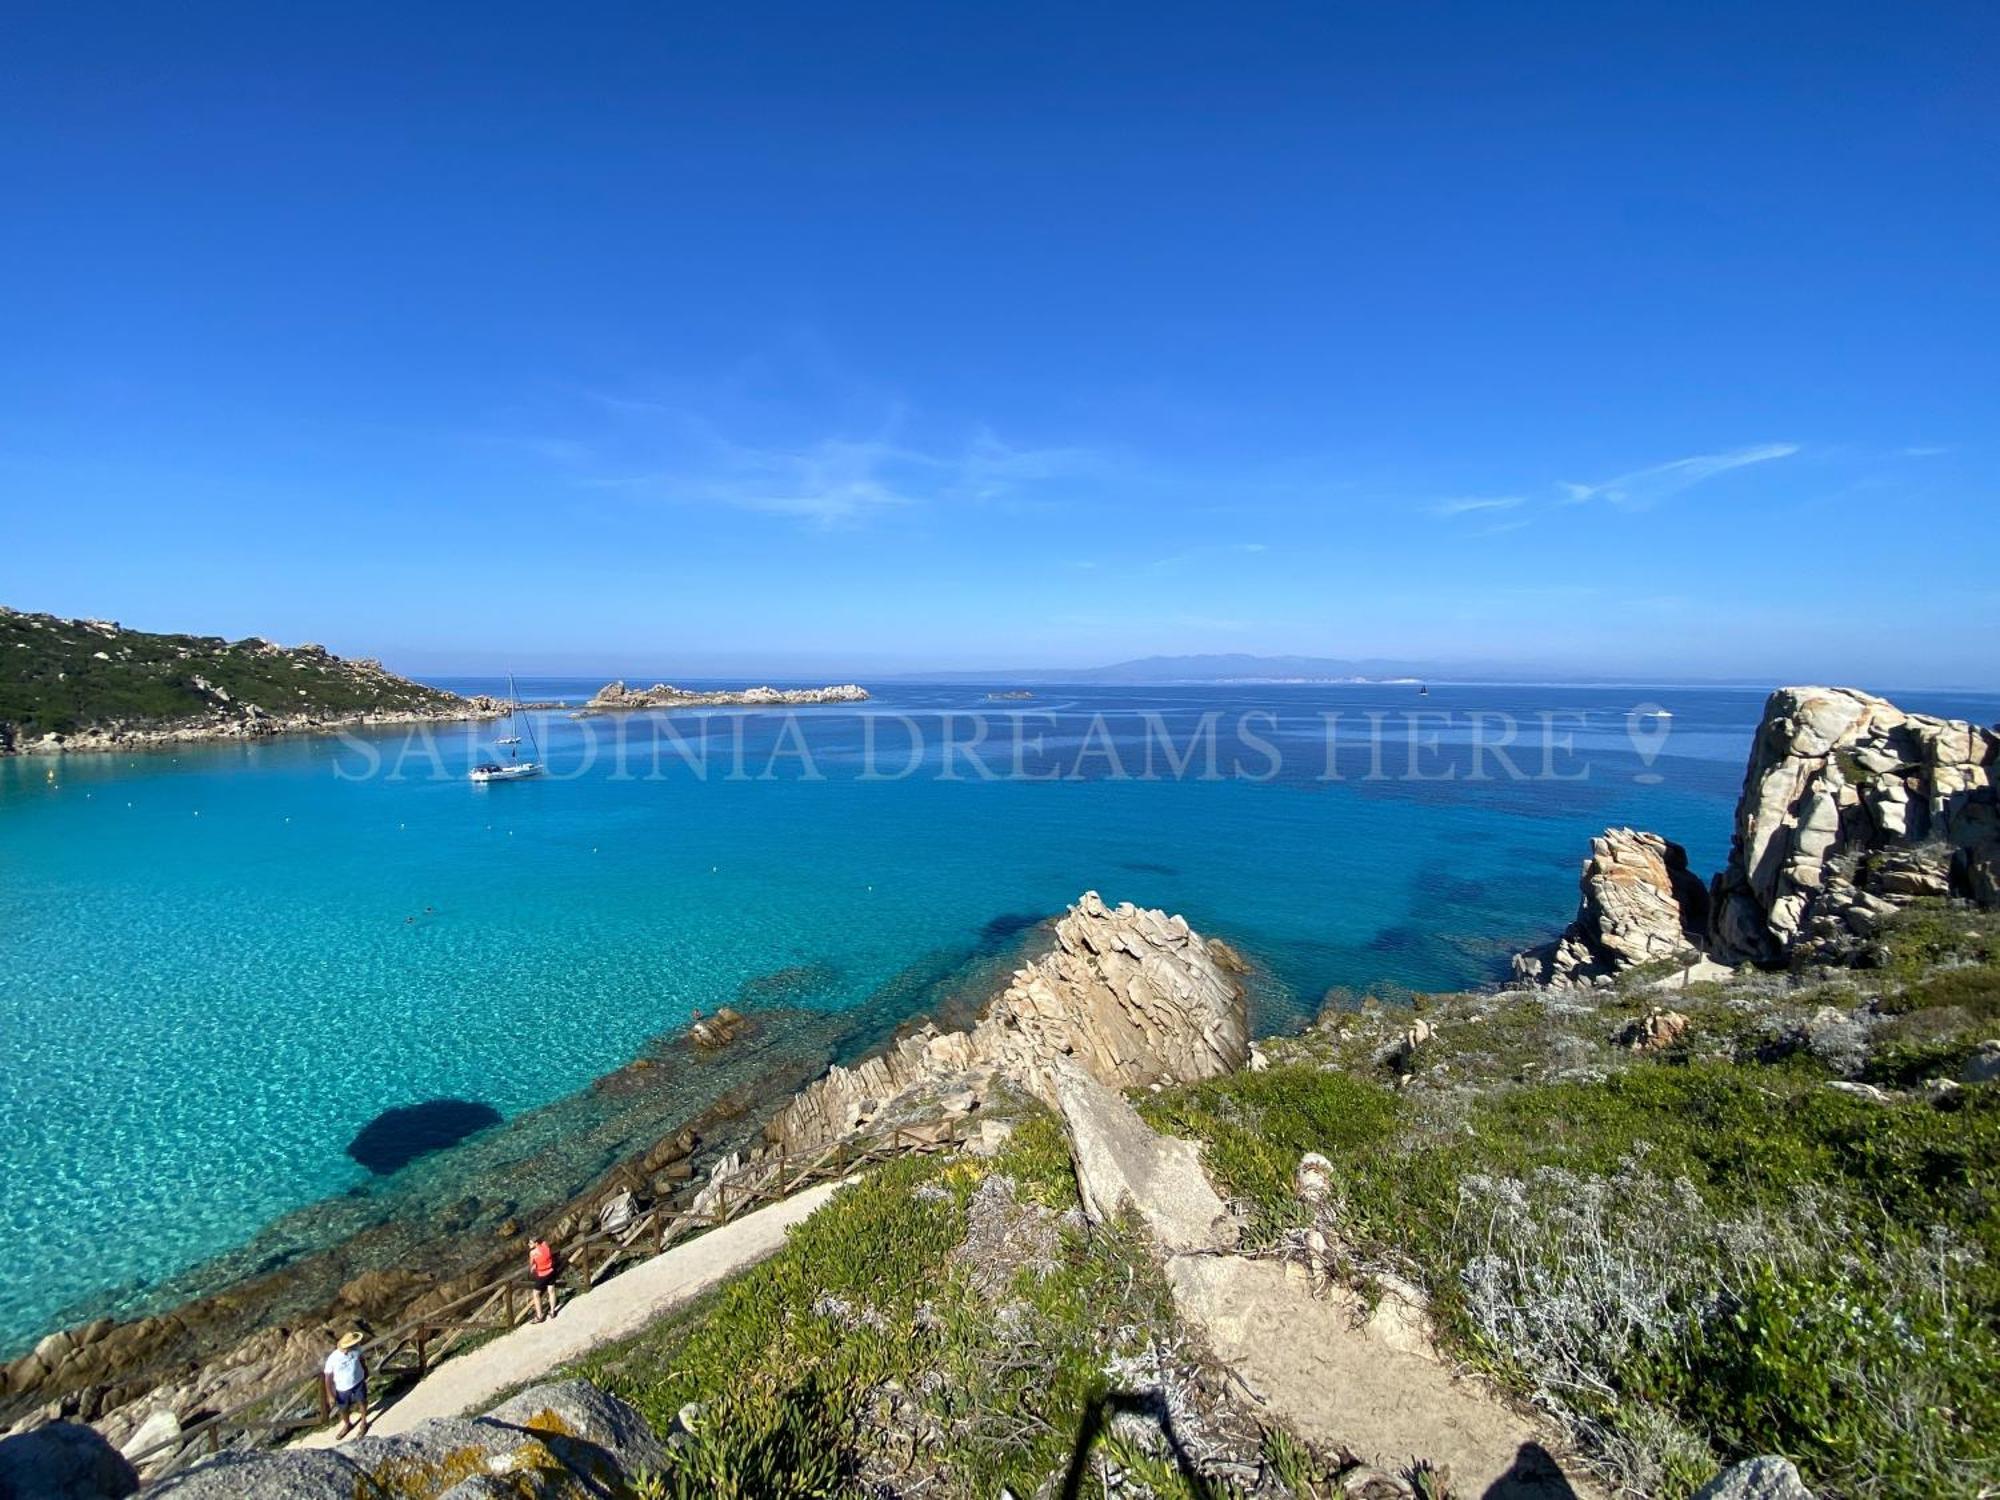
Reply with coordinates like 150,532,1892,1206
0,607,874,756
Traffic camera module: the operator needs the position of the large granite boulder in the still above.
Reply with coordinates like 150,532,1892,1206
1512,829,1709,988
1710,687,1999,963
0,1421,139,1500
145,1379,663,1499
1693,1455,1813,1500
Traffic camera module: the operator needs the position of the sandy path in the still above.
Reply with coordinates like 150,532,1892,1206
296,1178,847,1444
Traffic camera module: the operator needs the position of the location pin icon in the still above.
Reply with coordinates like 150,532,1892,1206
1626,703,1671,784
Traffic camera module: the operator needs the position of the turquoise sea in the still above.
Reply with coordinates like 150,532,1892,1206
4,679,1997,1355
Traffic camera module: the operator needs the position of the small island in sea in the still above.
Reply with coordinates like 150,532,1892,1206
578,678,870,710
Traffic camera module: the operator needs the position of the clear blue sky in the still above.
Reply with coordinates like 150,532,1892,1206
3,2,1994,683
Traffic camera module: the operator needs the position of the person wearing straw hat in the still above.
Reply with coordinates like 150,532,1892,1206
322,1330,370,1439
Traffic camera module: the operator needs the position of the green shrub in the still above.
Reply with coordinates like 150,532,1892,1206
1148,1053,2000,1498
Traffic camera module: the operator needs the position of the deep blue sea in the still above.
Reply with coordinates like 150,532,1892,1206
4,679,1997,1353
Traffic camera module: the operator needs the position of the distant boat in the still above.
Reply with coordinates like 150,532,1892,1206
1636,708,1673,719
470,675,542,784
1418,682,1429,697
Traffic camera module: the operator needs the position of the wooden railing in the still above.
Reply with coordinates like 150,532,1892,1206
126,1121,963,1478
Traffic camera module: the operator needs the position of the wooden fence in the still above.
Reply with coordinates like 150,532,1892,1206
126,1120,964,1477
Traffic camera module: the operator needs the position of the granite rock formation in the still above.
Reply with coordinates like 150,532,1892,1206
1514,688,2000,984
141,1379,661,1500
1708,686,1999,963
585,679,868,710
764,891,1249,1156
1511,829,1709,988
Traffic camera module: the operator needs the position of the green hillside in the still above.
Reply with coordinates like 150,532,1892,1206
0,606,465,741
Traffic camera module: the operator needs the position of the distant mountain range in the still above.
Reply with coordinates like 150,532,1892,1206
899,654,1438,685
891,653,1801,687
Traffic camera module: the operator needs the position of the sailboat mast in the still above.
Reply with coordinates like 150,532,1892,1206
510,673,541,761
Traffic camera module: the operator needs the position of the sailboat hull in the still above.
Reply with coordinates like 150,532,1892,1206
469,762,541,783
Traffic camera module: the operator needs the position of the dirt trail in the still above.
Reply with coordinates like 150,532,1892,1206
1048,1061,1603,1497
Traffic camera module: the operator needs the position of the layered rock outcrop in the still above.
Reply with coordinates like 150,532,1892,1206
1709,686,1999,963
764,891,1249,1155
1511,829,1710,988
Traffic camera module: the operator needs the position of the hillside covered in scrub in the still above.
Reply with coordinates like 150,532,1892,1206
0,606,485,750
534,898,1995,1500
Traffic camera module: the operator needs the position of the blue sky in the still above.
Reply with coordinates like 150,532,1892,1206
2,2,1995,683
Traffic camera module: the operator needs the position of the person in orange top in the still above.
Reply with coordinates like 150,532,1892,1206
528,1235,560,1322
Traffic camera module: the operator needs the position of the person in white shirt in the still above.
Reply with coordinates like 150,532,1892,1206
322,1330,369,1438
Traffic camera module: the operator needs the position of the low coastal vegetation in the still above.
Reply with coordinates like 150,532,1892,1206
1148,903,2000,1499
0,605,465,743
548,903,1998,1499
574,1117,1251,1499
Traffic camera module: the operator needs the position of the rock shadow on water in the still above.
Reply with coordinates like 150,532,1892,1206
345,1099,503,1176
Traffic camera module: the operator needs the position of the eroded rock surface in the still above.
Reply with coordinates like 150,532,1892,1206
1512,829,1709,988
1051,1061,1236,1253
1710,687,1999,963
147,1379,662,1499
764,891,1248,1156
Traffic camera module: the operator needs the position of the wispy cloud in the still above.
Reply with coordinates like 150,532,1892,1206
1902,445,1951,458
539,397,1103,529
1428,495,1525,518
1149,542,1269,571
1560,443,1799,510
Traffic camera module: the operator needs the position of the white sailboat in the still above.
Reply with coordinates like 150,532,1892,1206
470,675,543,783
